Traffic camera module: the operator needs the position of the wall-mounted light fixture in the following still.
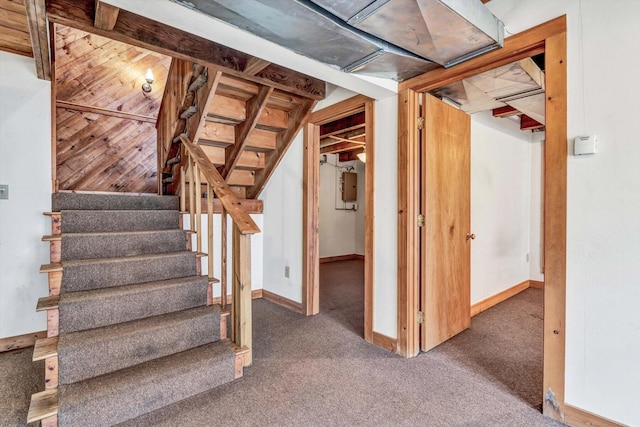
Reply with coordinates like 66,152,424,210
142,68,154,93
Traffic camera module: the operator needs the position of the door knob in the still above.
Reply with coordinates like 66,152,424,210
466,233,475,241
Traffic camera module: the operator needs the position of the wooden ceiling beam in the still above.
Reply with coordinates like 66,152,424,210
94,0,119,31
320,141,365,155
338,148,364,162
24,0,51,80
244,57,271,76
319,111,365,137
492,105,519,118
46,0,325,100
221,85,273,180
520,114,545,131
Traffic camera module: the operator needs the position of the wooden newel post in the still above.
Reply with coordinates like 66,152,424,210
232,223,252,366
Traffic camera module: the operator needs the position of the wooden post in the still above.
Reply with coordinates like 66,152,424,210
232,223,252,366
207,183,214,279
188,157,195,233
221,208,228,308
180,164,186,213
195,162,202,253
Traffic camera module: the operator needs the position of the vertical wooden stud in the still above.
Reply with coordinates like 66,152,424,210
302,122,320,316
232,223,252,366
180,164,186,213
542,30,567,421
195,162,202,253
47,309,58,337
188,157,195,234
207,183,214,279
221,208,228,308
48,271,62,296
44,357,58,389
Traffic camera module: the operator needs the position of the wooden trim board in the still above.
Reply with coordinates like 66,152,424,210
564,404,626,427
303,95,375,346
372,332,397,353
530,280,545,289
261,289,303,314
319,254,365,263
0,331,48,353
470,280,530,317
397,15,567,422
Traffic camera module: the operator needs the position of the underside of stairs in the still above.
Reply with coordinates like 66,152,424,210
28,192,248,427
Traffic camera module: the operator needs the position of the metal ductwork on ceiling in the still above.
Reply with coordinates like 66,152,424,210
173,0,504,81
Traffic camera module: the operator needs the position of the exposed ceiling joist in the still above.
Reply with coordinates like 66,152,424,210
492,105,519,118
24,0,50,80
244,57,271,76
46,0,326,100
320,141,364,155
94,0,119,30
520,114,544,131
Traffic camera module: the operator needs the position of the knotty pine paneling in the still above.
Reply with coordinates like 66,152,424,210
56,109,157,193
0,0,32,57
55,25,171,193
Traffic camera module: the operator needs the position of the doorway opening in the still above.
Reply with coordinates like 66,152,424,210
397,16,567,421
303,95,375,344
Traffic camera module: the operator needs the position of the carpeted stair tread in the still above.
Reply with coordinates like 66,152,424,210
58,275,209,333
58,305,222,384
61,210,180,233
61,229,188,261
61,251,197,293
57,341,237,427
53,192,178,211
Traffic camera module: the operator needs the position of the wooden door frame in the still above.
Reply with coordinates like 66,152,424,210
303,95,375,344
397,16,567,422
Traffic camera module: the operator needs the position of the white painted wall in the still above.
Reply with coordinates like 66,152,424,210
318,154,362,258
530,132,545,282
485,1,640,424
0,52,51,339
470,111,533,304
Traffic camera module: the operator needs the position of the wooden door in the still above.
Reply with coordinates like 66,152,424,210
420,93,471,352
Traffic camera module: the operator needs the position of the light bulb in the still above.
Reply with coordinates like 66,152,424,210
145,68,154,84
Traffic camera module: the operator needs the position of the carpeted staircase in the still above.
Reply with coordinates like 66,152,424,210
28,192,246,427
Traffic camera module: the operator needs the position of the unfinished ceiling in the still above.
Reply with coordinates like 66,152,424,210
55,25,171,193
430,56,546,131
320,112,366,161
173,0,504,81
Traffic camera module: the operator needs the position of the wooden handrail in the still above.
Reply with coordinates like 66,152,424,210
179,135,260,235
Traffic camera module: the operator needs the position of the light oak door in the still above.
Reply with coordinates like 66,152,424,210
420,93,471,352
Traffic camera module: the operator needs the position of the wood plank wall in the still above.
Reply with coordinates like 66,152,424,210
54,25,171,193
0,0,32,57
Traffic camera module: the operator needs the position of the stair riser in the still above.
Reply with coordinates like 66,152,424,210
58,307,220,384
60,210,180,233
58,278,208,333
61,231,188,261
53,193,179,211
58,343,237,427
61,253,197,293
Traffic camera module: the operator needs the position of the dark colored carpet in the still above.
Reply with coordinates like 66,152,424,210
0,260,561,427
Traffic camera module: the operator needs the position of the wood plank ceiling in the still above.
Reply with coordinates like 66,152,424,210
0,0,32,57
55,24,171,193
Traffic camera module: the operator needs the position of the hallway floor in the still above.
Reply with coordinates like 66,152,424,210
1,260,560,426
